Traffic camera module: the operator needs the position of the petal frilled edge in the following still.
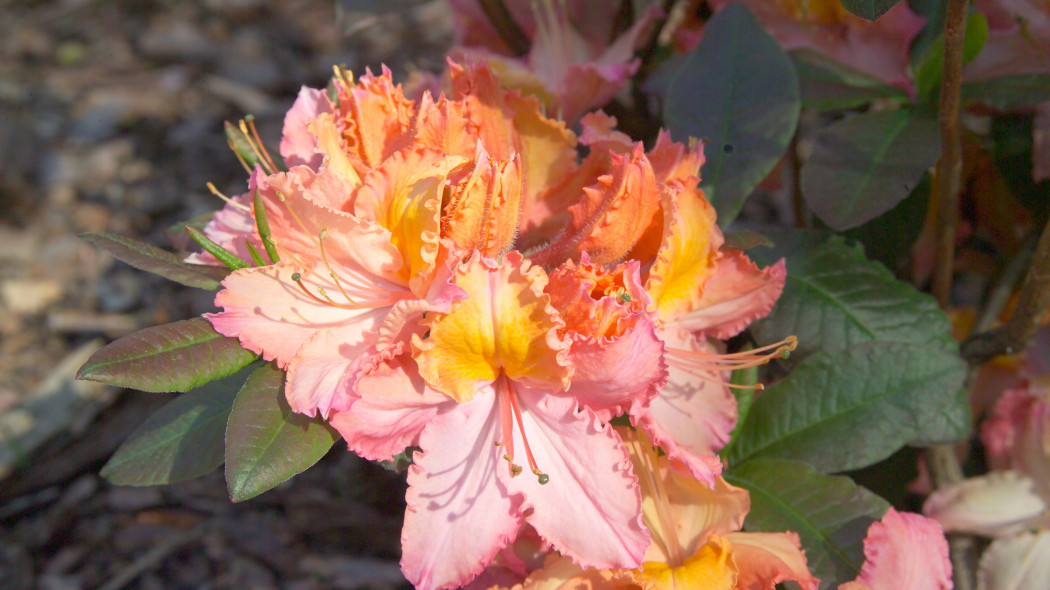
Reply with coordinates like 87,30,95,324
499,385,649,571
852,509,950,590
725,531,819,590
633,330,735,486
923,471,1049,537
401,388,522,590
280,86,330,170
673,252,786,339
329,356,454,462
568,313,667,422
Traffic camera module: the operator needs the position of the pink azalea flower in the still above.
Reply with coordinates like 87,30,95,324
839,509,952,590
446,0,662,122
332,252,655,590
704,0,926,93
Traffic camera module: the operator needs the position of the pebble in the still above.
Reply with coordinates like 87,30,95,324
0,279,63,315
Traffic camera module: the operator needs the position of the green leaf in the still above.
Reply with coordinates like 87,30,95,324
840,172,930,271
722,229,773,250
663,2,800,225
726,342,967,472
186,226,250,270
963,74,1050,109
839,0,902,21
722,353,759,455
914,11,989,102
253,188,280,263
726,459,889,588
801,109,940,231
750,234,954,364
77,317,259,392
82,232,229,290
909,384,972,446
100,369,249,485
791,49,909,111
225,363,340,502
992,114,1050,226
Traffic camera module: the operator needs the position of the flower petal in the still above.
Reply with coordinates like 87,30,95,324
329,356,453,461
726,531,819,590
414,251,570,403
402,389,522,590
500,385,649,570
674,252,786,339
634,330,735,485
443,142,524,257
978,530,1050,590
280,86,330,170
285,316,385,417
923,471,1048,537
849,509,950,590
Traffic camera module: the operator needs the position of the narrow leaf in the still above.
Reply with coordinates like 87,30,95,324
77,317,258,392
839,0,902,21
245,241,266,266
664,2,800,225
726,342,968,473
186,226,250,270
801,109,940,231
750,234,954,364
722,229,773,250
225,363,340,502
100,369,248,485
252,188,279,263
791,49,908,111
726,458,890,588
82,232,228,290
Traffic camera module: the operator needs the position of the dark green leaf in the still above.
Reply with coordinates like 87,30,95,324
722,354,759,455
909,384,971,445
100,369,248,485
722,229,773,250
791,49,909,111
750,234,954,364
801,109,940,231
914,11,989,102
963,74,1050,109
992,114,1050,227
225,363,340,502
380,447,418,473
77,317,258,392
726,458,889,588
841,172,930,271
840,0,902,20
664,2,800,225
82,232,229,290
726,342,967,472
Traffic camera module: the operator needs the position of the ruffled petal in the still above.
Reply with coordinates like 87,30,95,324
414,251,570,403
634,330,735,485
568,314,666,421
726,531,819,590
280,86,330,170
401,389,522,590
442,142,524,257
209,261,374,367
329,356,454,461
635,534,737,590
849,509,950,590
978,530,1050,590
923,471,1048,537
674,252,786,339
284,316,386,417
499,385,649,570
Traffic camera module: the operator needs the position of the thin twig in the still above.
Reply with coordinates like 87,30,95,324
963,215,1050,364
926,2,972,589
98,524,208,590
479,0,530,56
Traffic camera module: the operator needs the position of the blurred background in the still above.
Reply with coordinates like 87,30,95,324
0,1,453,587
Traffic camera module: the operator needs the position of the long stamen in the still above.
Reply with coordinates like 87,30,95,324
665,335,796,390
627,428,685,567
317,227,358,305
239,119,274,175
497,374,549,484
245,115,280,173
206,182,250,211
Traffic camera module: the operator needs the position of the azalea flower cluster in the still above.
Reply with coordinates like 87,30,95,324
192,59,805,589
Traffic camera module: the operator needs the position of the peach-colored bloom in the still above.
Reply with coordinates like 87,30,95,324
840,509,952,590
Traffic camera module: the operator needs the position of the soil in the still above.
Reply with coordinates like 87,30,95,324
0,1,453,588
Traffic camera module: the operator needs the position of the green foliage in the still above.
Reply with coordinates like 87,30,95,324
77,317,258,392
663,2,800,225
791,49,909,111
100,369,249,485
81,232,229,290
913,11,989,102
749,234,955,364
725,342,968,472
225,363,340,502
992,114,1050,226
726,459,890,589
962,74,1050,109
841,172,930,271
840,0,903,21
801,109,940,231
186,226,250,270
722,229,773,250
